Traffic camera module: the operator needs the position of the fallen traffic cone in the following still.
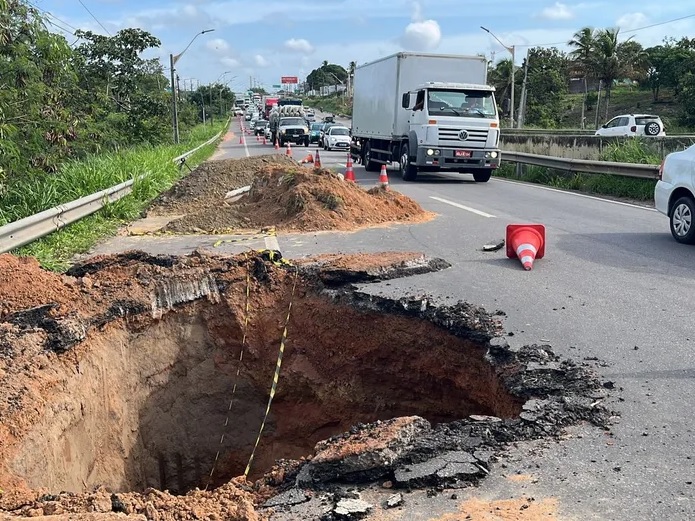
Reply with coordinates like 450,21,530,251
274,139,280,150
301,153,314,164
506,224,546,271
285,141,292,156
378,164,389,189
314,150,322,168
344,153,356,182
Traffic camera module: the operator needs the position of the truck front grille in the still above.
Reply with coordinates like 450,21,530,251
438,127,489,147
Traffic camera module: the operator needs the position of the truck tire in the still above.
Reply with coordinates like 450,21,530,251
399,144,418,181
473,170,492,183
363,142,379,172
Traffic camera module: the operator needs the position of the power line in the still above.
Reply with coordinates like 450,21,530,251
27,1,79,33
77,0,111,36
515,12,695,48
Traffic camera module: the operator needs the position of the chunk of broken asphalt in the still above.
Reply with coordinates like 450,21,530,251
333,498,373,519
393,450,481,487
385,493,403,508
262,488,311,508
301,417,431,484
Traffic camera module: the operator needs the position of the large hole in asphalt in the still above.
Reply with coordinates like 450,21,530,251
9,263,523,496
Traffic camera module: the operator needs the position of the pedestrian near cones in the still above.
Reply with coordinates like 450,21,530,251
506,224,546,271
378,164,389,189
344,153,356,182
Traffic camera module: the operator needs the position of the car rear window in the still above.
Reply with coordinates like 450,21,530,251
635,116,660,125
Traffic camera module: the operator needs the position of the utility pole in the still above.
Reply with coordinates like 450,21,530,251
169,54,179,143
481,26,515,128
517,51,530,128
594,80,603,129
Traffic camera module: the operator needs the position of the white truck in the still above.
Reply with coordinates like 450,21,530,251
351,52,501,182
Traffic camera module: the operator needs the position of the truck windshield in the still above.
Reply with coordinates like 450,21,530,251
427,90,496,118
280,118,305,126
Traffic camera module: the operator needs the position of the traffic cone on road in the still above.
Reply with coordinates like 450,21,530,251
256,134,260,142
378,164,389,189
285,142,292,157
239,134,245,145
301,153,314,164
344,154,356,182
314,150,322,169
274,139,280,150
262,136,267,145
506,224,546,271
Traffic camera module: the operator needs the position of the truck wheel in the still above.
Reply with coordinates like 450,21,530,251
399,144,418,181
473,170,492,183
363,142,379,172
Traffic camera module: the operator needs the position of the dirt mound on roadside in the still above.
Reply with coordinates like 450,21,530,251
148,155,297,216
162,164,434,233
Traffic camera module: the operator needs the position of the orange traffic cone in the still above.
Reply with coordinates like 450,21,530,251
239,135,245,145
256,134,260,142
378,164,389,189
314,150,322,168
285,142,292,157
301,153,314,164
274,139,280,150
506,224,546,271
262,136,267,145
344,154,356,182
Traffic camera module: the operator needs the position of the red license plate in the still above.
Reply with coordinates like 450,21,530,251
455,150,471,157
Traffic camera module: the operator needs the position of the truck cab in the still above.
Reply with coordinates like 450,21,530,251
400,82,500,181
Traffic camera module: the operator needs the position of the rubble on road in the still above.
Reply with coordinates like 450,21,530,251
146,156,433,234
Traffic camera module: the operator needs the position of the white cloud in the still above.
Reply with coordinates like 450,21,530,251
221,57,241,68
206,38,230,53
284,38,314,54
254,54,270,67
616,12,649,30
400,1,441,51
539,2,574,20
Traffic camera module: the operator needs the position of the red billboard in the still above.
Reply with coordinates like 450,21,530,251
281,76,298,84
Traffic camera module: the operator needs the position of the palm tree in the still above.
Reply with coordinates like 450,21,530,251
568,27,596,128
592,28,623,118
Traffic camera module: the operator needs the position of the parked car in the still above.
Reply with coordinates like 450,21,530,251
309,122,323,144
306,111,316,122
595,114,665,137
323,125,351,151
655,144,695,244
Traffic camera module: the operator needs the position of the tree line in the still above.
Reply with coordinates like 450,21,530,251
0,0,234,186
488,27,695,128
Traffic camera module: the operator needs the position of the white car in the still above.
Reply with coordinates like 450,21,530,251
323,125,351,151
655,144,695,244
595,114,665,137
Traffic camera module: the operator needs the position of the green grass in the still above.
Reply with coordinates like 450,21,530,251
559,86,691,132
2,121,228,271
304,95,353,116
495,164,656,201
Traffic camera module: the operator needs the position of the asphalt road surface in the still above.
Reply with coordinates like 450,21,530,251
98,118,695,519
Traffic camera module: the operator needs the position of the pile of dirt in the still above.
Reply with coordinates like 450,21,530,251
148,155,298,216
0,250,610,520
159,162,433,234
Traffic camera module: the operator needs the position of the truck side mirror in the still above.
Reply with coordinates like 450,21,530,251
401,92,410,109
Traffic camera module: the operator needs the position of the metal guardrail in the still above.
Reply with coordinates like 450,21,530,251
0,128,226,254
501,128,695,138
502,151,660,179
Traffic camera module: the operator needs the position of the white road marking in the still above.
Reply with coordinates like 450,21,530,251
242,131,250,157
492,178,657,211
429,196,496,218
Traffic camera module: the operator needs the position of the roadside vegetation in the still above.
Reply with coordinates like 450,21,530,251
7,122,227,271
494,140,658,201
304,95,353,116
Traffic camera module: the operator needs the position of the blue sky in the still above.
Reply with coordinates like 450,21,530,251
32,0,695,93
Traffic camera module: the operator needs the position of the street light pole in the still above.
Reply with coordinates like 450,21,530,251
169,28,215,143
481,26,515,128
